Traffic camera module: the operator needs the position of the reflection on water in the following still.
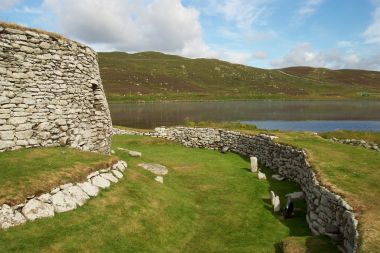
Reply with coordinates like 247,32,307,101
109,100,380,131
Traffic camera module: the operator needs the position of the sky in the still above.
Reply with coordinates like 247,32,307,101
1,0,380,70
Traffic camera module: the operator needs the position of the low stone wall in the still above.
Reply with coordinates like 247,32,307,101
114,126,359,253
329,137,379,152
0,160,127,230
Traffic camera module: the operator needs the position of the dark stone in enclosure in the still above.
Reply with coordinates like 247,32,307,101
281,197,294,219
221,146,229,153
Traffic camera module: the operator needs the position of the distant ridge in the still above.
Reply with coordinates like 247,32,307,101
98,51,380,102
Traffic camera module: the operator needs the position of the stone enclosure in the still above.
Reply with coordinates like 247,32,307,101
0,24,112,154
115,127,359,253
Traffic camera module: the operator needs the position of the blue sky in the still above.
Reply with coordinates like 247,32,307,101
1,0,380,70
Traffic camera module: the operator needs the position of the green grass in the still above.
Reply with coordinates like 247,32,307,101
319,130,380,145
0,135,338,253
98,51,380,102
0,147,117,206
185,122,380,252
281,236,337,253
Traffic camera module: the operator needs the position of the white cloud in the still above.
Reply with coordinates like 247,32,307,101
213,0,270,29
271,42,380,70
0,0,20,10
297,0,323,17
42,0,254,64
43,0,205,53
363,6,380,44
337,40,353,48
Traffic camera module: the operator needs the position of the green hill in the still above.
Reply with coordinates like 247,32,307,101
98,51,380,102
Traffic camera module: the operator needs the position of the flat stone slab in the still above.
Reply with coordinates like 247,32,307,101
51,191,77,213
272,174,285,181
91,175,111,189
77,182,99,197
112,170,123,179
22,199,54,221
286,191,305,200
128,150,142,157
101,172,118,183
138,163,168,175
63,186,90,206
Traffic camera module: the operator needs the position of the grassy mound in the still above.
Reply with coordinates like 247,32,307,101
98,51,380,102
0,147,117,206
0,135,338,252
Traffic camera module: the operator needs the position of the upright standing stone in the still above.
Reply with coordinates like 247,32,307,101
273,196,280,212
270,191,276,205
250,156,258,172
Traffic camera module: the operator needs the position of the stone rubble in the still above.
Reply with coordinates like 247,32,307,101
0,160,127,230
113,126,359,253
329,137,380,152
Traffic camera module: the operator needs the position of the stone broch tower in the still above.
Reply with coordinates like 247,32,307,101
0,23,112,154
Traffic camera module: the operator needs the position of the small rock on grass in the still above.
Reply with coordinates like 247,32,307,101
112,170,123,179
258,171,267,180
128,150,142,157
138,163,168,175
155,176,164,184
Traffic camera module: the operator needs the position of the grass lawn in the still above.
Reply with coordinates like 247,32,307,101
0,135,338,253
184,122,380,252
0,147,117,206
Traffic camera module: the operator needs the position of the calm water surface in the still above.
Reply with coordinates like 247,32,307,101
110,100,380,132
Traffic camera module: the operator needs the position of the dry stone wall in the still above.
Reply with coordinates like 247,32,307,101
124,126,358,253
0,24,112,154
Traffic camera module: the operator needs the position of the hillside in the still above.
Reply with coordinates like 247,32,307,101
98,52,380,102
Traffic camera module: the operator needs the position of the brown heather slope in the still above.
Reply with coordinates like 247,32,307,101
98,52,380,102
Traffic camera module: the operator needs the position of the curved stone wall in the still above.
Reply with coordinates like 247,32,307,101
128,126,358,253
0,24,112,154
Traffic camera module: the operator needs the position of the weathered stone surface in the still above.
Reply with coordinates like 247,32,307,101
0,24,112,154
138,163,168,175
273,196,280,212
155,176,164,184
0,204,26,229
272,174,285,181
111,170,123,179
63,186,90,206
250,156,258,172
91,175,111,189
258,171,267,180
77,182,99,197
270,191,276,205
100,172,118,183
128,150,142,157
286,191,305,200
51,191,77,213
22,199,54,221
